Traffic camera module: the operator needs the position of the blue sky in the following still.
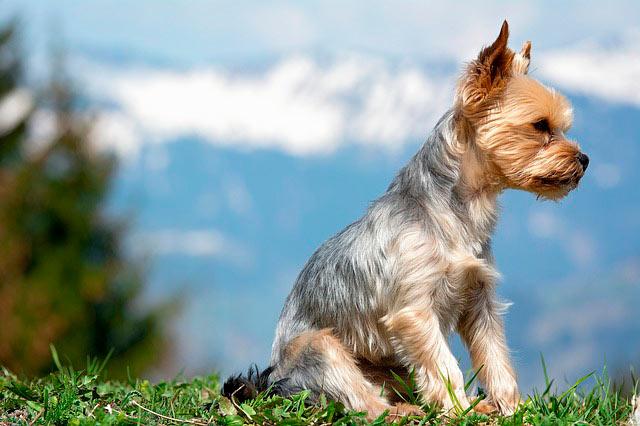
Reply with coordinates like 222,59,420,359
2,1,639,390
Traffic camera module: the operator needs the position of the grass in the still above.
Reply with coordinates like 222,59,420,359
0,348,636,425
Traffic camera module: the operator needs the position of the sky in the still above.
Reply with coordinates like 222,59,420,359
2,0,639,391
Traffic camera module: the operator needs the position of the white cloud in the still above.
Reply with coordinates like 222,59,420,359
8,0,640,70
592,162,622,189
528,209,560,238
86,55,453,157
223,177,253,216
615,258,640,285
134,229,225,256
528,208,597,266
566,232,597,266
538,30,640,106
131,229,252,266
247,4,317,51
352,69,449,144
529,301,630,345
89,111,141,158
79,30,639,159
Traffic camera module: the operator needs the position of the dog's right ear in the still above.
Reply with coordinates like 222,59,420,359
513,40,531,75
457,20,515,118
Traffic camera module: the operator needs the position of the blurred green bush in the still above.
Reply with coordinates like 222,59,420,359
0,22,172,378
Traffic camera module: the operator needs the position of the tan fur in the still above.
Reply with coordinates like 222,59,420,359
382,308,470,410
457,23,582,200
277,329,422,420
472,76,581,199
457,285,519,414
512,41,532,75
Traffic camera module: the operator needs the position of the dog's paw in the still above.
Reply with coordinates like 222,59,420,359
440,389,471,414
366,402,425,422
492,392,521,416
472,399,498,415
389,403,425,418
373,403,425,423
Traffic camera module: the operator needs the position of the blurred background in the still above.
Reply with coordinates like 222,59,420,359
0,1,638,391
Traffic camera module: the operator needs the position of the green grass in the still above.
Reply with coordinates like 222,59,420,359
0,349,636,425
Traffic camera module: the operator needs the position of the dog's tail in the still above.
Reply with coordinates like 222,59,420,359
222,365,301,403
222,365,273,402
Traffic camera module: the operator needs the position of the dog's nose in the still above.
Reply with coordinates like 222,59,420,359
576,152,589,171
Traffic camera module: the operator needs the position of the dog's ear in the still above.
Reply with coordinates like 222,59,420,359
457,20,516,117
478,20,512,81
512,40,531,75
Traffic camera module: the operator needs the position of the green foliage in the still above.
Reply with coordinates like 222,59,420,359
0,21,171,378
0,353,635,425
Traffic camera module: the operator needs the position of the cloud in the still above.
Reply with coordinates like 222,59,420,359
566,232,597,266
89,111,141,158
75,28,639,159
247,4,318,51
131,229,252,266
85,55,453,157
528,209,561,239
223,177,253,216
614,257,640,285
591,163,622,189
10,0,639,68
528,208,597,266
538,30,640,106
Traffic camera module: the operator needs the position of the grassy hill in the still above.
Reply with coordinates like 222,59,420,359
1,349,637,425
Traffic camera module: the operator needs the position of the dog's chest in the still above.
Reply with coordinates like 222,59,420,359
434,242,497,329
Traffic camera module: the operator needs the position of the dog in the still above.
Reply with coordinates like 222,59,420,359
223,20,588,419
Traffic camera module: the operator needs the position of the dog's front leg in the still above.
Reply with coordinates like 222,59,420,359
382,308,469,412
458,288,520,415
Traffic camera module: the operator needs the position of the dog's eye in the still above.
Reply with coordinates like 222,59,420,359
532,119,550,133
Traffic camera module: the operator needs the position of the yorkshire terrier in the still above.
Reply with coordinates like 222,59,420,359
224,20,588,419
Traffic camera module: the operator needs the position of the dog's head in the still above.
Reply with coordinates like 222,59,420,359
456,21,588,200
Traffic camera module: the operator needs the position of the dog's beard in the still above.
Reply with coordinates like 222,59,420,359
531,175,583,200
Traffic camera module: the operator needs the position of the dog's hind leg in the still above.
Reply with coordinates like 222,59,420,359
271,328,421,420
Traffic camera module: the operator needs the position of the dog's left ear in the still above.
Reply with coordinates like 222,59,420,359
457,20,516,117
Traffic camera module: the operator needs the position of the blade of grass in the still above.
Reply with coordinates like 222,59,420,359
540,353,550,389
461,394,485,417
558,372,594,403
49,344,63,373
439,369,463,415
390,370,418,405
95,348,114,376
464,365,483,392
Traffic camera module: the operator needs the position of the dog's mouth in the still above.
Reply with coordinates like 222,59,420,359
532,172,583,200
536,176,578,187
536,165,585,187
528,149,588,195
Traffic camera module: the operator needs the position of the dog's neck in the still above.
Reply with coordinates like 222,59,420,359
387,110,500,247
455,144,501,244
